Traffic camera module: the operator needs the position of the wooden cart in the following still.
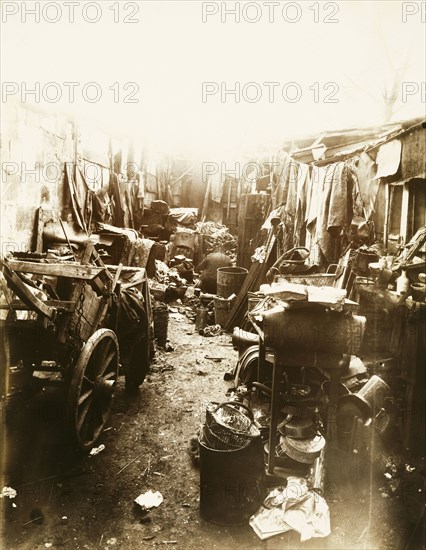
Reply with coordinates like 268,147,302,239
0,242,154,451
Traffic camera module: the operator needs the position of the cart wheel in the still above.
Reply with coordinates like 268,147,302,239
67,329,119,451
124,327,153,391
124,281,155,391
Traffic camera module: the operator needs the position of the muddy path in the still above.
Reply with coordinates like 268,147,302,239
1,309,424,549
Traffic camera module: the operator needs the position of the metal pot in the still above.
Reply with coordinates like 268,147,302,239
278,417,317,439
279,434,326,464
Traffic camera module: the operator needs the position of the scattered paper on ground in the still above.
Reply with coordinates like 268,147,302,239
90,444,106,456
134,490,163,510
1,487,17,499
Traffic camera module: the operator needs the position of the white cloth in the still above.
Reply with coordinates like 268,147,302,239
250,477,331,542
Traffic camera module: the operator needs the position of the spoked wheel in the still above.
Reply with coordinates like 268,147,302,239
67,329,119,452
124,324,153,391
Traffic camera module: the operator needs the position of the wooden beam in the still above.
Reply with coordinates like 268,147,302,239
8,260,105,280
0,300,75,312
3,270,54,319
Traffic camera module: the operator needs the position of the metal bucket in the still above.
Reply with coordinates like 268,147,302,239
195,307,208,332
217,267,248,299
232,327,260,350
354,374,391,414
337,375,392,451
198,436,266,525
214,296,231,328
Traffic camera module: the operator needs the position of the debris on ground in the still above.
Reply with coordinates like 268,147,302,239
134,490,164,510
201,324,222,337
195,222,237,260
188,436,200,466
89,444,106,456
250,477,331,542
1,487,17,499
25,509,44,526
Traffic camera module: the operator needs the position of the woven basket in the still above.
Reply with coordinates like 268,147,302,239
204,402,260,450
202,425,250,451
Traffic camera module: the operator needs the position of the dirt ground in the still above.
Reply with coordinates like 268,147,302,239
1,303,425,550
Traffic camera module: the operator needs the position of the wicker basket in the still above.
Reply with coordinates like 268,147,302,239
202,425,250,451
204,402,260,450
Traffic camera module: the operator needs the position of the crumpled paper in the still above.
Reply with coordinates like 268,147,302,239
1,487,17,499
134,490,163,510
249,477,330,542
89,444,105,456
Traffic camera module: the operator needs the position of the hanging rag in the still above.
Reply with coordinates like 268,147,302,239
270,151,301,250
306,165,326,229
374,139,401,179
348,153,376,221
117,178,134,229
129,171,145,228
108,171,125,227
294,163,310,245
315,162,350,263
271,151,296,209
91,186,113,225
209,170,223,204
64,162,88,233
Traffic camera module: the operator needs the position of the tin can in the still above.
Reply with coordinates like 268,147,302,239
195,307,208,332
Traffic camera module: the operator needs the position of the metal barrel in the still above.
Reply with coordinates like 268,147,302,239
216,267,248,299
198,436,266,525
214,296,231,328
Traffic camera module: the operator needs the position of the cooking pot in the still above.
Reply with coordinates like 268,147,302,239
279,434,325,464
278,417,317,439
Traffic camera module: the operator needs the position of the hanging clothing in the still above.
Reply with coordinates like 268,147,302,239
306,165,327,230
108,172,125,227
129,171,145,229
209,171,223,204
118,178,133,228
64,162,88,233
315,162,351,263
348,153,376,221
271,151,296,209
270,151,301,251
91,186,113,225
294,163,310,246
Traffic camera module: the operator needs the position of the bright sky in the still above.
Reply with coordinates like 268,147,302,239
1,0,425,159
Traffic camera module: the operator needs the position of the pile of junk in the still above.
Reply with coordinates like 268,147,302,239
196,265,399,542
149,222,238,344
